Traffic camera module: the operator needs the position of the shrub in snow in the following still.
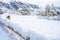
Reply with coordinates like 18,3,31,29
41,5,57,16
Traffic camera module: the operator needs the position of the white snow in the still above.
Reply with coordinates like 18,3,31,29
0,0,60,7
0,13,60,40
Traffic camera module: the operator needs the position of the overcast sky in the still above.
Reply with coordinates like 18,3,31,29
0,0,60,7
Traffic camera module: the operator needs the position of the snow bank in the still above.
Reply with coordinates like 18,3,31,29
0,13,60,40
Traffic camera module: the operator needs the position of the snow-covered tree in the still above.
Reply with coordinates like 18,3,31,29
19,5,30,15
41,5,57,16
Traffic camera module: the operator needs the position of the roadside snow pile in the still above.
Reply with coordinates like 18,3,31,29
0,13,60,40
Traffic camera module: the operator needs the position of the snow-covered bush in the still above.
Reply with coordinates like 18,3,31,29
41,5,57,16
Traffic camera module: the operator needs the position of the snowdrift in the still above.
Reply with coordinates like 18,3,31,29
0,13,60,40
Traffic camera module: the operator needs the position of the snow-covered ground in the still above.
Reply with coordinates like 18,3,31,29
0,0,60,40
0,22,12,40
0,13,60,40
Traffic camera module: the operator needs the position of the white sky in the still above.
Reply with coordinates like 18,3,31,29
0,0,60,7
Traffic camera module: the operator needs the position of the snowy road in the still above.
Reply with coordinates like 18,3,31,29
0,13,60,40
